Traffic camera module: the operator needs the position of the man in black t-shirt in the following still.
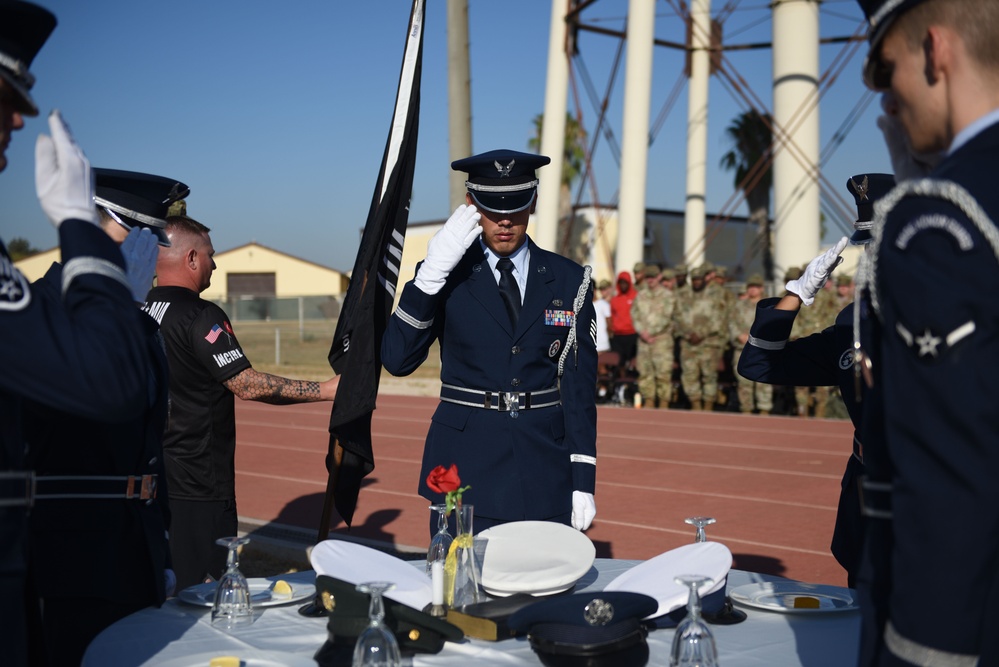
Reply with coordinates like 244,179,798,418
144,215,339,590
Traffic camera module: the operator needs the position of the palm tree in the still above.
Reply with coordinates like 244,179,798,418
720,111,774,281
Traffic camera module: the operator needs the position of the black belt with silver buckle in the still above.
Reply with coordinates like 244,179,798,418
439,384,561,414
0,472,158,508
858,475,892,520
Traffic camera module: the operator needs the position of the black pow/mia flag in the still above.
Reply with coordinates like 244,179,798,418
322,0,426,532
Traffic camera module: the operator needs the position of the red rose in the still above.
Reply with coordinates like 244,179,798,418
426,464,461,494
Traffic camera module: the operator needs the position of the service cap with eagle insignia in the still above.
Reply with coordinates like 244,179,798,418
452,149,551,215
0,1,56,117
508,591,657,667
95,168,190,247
856,0,933,89
847,173,894,245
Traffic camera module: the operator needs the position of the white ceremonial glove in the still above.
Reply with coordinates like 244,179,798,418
35,110,99,228
120,227,159,302
414,204,482,295
877,94,941,182
164,568,177,597
571,491,596,531
786,236,849,306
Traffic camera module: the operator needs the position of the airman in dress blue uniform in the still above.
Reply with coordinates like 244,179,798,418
22,169,188,666
382,150,598,534
854,0,999,664
0,4,161,665
738,174,894,589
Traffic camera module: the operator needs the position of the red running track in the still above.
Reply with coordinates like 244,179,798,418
234,395,854,586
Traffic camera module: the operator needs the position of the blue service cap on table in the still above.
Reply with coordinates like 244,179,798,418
0,1,56,116
846,173,894,245
452,149,551,215
94,168,190,246
856,0,931,88
508,591,656,667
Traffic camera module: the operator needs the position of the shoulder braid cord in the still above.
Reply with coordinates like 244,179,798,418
557,265,593,377
853,178,999,380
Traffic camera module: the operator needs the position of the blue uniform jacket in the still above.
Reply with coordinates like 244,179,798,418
23,262,171,608
737,298,867,587
859,120,999,664
0,220,155,667
381,239,597,522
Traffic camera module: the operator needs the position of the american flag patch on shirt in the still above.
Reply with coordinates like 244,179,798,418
205,324,224,344
545,309,575,326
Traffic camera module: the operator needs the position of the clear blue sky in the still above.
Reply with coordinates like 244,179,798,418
2,0,885,271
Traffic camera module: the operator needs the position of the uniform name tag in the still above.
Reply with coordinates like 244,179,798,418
545,309,574,326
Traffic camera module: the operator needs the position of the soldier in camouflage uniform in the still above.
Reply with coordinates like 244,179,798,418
673,264,728,410
729,274,773,414
792,271,837,417
629,263,654,403
631,264,676,408
708,265,737,407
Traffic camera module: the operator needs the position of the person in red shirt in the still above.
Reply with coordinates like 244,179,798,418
609,271,638,367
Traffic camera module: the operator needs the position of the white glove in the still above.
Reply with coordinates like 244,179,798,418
414,204,481,295
877,94,941,182
35,110,99,228
164,568,177,597
786,236,849,306
120,227,159,302
571,491,596,531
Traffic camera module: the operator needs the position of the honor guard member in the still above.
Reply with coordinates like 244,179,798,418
0,4,161,666
738,174,894,589
854,0,999,664
382,149,598,534
22,169,188,666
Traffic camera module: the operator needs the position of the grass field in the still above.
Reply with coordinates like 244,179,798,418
230,319,441,382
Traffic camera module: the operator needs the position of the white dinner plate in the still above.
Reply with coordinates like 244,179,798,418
729,581,858,614
177,577,315,608
477,521,595,597
603,542,732,619
153,650,317,667
310,540,432,610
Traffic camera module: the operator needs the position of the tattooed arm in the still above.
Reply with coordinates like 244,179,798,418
223,368,339,404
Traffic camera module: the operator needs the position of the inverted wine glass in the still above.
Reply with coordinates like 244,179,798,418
670,574,718,666
352,581,402,667
684,516,716,543
211,536,254,630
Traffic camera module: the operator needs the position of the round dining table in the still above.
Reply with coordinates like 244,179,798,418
83,559,860,666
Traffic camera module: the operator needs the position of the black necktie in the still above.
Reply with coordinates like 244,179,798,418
496,258,521,329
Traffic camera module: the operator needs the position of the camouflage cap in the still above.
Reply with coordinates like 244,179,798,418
661,268,676,280
836,274,853,287
701,261,716,274
690,265,708,279
784,266,803,281
597,278,612,290
674,264,688,275
633,261,646,274
642,263,661,278
746,273,764,286
715,265,727,278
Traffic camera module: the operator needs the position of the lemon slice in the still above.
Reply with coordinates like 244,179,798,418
208,657,242,667
271,579,293,599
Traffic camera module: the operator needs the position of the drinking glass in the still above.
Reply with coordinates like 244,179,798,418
352,582,402,667
670,575,719,666
426,503,453,576
684,516,716,543
211,536,254,630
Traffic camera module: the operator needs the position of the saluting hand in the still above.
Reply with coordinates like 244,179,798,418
35,110,99,228
786,236,849,307
414,204,482,295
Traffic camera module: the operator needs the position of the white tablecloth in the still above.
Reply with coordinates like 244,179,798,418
83,561,860,666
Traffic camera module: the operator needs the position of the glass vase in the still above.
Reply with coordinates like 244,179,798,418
444,503,481,608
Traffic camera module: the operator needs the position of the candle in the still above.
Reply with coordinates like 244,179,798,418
432,560,444,606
